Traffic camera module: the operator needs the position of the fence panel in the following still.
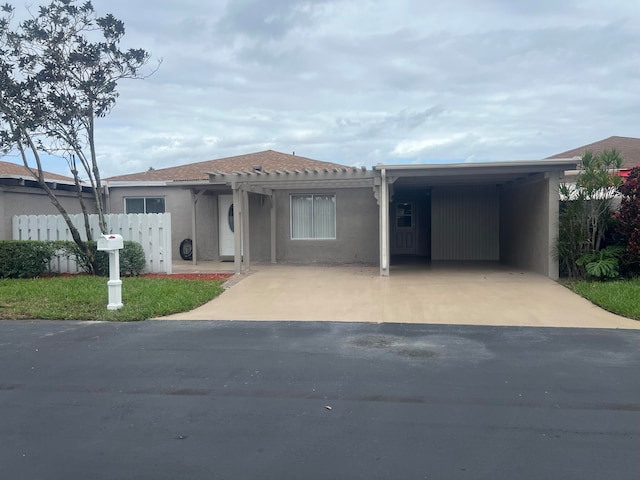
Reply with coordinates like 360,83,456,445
11,213,172,273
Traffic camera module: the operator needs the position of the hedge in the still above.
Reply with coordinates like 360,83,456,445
59,240,146,277
0,241,57,278
0,240,146,278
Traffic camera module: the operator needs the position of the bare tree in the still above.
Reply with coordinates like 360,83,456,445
0,0,156,272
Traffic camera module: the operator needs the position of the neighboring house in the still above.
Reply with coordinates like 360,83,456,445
105,150,576,280
547,135,640,180
0,160,96,240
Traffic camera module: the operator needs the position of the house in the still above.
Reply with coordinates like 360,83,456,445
105,150,576,280
547,135,640,178
0,160,96,240
104,151,351,264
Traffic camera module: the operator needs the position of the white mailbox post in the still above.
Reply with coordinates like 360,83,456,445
97,234,124,310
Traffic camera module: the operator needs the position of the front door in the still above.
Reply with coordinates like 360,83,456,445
392,202,416,254
218,195,235,258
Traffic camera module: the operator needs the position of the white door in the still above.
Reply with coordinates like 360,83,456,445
218,195,235,257
392,202,416,255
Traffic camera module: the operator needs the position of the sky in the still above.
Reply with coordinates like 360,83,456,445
5,0,640,177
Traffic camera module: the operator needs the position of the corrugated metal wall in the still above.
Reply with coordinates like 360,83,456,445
431,186,499,261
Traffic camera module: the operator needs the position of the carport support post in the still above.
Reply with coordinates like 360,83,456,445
270,192,277,264
379,168,390,276
547,171,561,280
232,184,243,274
242,188,251,271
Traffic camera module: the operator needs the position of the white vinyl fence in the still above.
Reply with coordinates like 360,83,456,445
12,213,172,274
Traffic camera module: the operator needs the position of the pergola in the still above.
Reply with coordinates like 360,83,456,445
207,167,376,273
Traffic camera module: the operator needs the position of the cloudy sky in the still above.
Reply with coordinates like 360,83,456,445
9,0,640,177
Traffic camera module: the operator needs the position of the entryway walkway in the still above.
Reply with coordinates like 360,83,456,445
158,263,640,329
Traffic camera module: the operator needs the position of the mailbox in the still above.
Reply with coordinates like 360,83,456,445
97,234,124,251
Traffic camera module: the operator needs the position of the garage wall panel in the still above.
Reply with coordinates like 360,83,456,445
431,186,499,261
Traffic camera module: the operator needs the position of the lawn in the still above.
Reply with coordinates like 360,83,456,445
565,279,640,320
0,275,227,321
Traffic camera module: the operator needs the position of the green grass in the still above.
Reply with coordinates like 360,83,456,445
0,276,225,321
565,279,640,320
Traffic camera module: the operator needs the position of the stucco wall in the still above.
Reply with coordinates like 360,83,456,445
107,186,196,260
248,193,273,262
431,185,500,261
499,174,558,278
195,193,218,261
107,186,234,261
271,187,379,264
0,185,97,240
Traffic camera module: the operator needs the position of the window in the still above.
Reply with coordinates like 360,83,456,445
396,203,413,228
125,197,166,214
291,194,336,239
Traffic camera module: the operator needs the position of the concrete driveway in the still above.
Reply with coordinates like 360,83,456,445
160,263,640,329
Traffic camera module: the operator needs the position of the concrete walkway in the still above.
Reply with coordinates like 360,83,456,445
158,263,640,329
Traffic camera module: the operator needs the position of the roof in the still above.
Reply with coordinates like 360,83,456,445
105,150,351,183
375,159,578,187
0,160,76,183
546,136,640,169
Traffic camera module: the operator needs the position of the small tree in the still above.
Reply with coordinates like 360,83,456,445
557,149,623,279
615,166,640,276
0,0,154,273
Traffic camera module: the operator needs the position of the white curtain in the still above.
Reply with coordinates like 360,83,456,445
313,195,336,239
291,194,335,239
291,195,313,239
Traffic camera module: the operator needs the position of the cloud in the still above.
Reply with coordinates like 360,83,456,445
7,0,639,177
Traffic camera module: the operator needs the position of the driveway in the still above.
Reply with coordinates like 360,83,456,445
160,263,640,329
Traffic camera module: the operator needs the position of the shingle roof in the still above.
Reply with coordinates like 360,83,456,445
546,136,640,169
0,160,76,182
105,150,351,182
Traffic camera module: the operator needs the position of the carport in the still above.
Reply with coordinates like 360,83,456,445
374,160,577,280
206,159,576,280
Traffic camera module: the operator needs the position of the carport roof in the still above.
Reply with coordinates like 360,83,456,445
374,159,578,186
206,159,578,190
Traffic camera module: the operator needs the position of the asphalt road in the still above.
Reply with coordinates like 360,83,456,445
1,320,639,480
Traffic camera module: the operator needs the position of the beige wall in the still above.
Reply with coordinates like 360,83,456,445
270,187,379,264
431,185,500,261
107,185,231,261
108,186,203,260
248,193,273,262
499,174,559,278
0,185,97,240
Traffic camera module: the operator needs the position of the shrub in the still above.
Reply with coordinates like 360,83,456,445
59,240,146,277
119,241,146,276
557,149,624,279
0,241,57,278
576,245,625,279
615,166,640,276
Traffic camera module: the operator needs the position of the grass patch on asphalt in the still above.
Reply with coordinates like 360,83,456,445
565,279,640,320
0,276,225,321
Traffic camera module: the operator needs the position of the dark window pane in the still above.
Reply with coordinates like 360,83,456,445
125,198,145,214
145,198,165,213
